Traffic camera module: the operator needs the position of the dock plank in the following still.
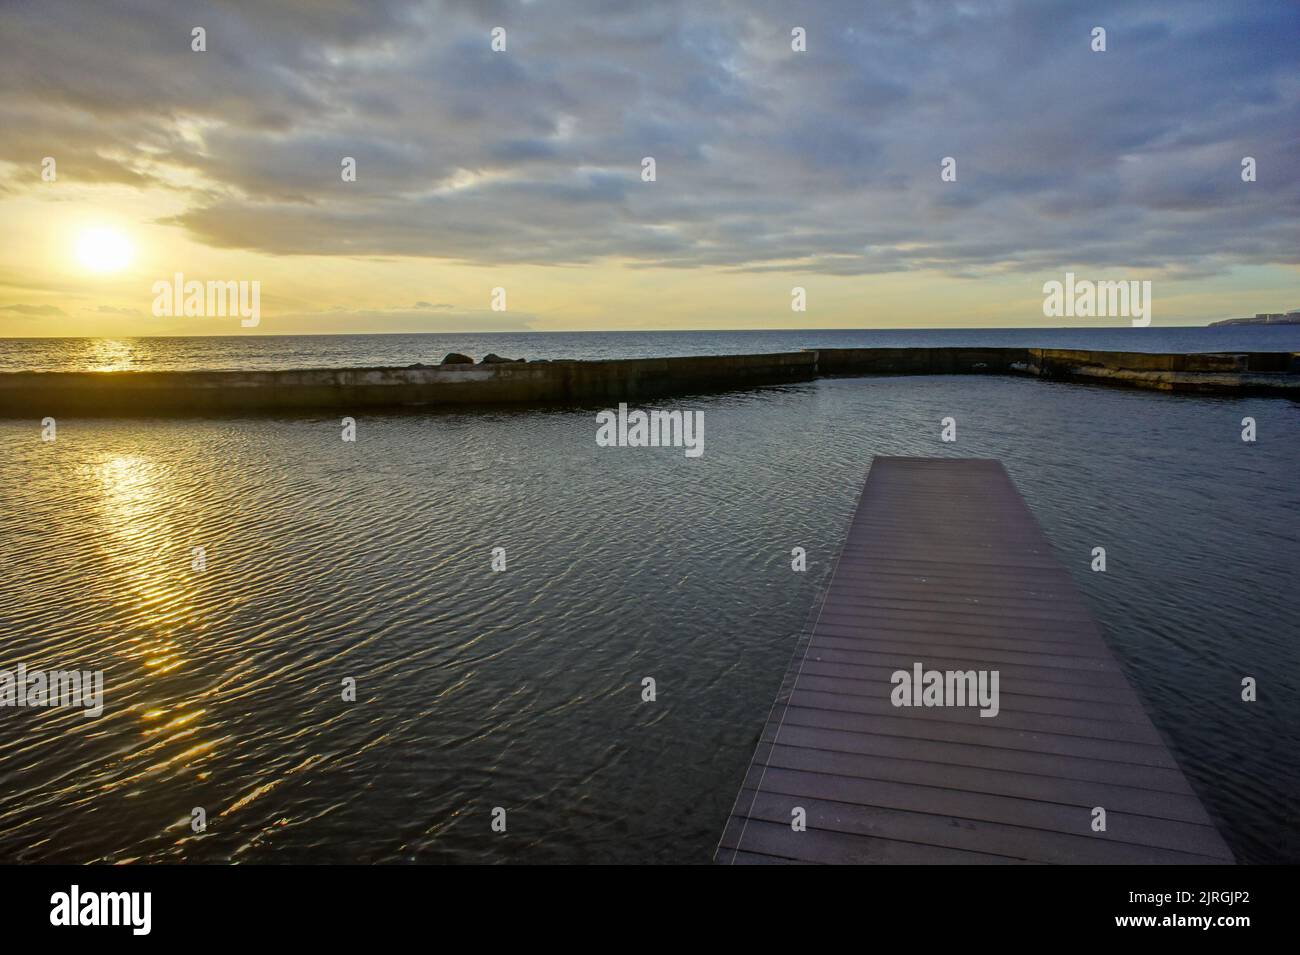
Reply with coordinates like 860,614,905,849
717,457,1233,864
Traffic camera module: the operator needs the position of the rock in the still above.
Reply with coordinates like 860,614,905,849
406,362,429,369
480,353,521,364
441,352,474,364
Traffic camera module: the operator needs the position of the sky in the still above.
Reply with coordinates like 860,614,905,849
0,0,1296,337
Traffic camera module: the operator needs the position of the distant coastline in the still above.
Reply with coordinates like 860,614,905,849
1210,310,1300,327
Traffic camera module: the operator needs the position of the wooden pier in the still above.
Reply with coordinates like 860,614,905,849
717,457,1232,864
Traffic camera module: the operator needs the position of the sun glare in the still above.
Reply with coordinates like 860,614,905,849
76,227,133,273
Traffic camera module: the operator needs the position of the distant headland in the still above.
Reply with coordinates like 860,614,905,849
1210,310,1300,327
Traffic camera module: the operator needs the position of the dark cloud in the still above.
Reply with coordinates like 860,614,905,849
1,0,1296,276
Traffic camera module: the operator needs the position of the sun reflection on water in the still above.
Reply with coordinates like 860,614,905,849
84,339,140,373
93,453,211,766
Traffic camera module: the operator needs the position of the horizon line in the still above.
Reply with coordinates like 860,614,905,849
0,323,1257,342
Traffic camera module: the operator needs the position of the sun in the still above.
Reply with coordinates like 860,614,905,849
76,228,134,273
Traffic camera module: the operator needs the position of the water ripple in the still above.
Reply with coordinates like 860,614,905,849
1,376,1296,862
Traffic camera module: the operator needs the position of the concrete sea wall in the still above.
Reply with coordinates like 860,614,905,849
813,347,1031,375
814,347,1300,394
1,348,1296,417
0,351,819,416
1024,348,1300,392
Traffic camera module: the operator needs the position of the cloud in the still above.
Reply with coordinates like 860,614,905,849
0,303,65,316
1,0,1297,277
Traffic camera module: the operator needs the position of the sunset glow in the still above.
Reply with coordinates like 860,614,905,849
75,228,134,274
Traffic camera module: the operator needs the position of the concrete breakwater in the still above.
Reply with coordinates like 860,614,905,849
814,347,1300,392
1,348,1296,417
0,352,818,416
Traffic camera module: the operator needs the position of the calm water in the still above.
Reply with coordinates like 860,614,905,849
2,325,1299,372
1,368,1296,863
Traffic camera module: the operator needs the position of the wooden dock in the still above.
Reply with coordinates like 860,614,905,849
717,457,1232,864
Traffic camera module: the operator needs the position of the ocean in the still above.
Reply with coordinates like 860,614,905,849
2,324,1299,372
0,329,1297,863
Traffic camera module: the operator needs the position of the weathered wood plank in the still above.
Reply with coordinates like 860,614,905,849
717,457,1233,864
